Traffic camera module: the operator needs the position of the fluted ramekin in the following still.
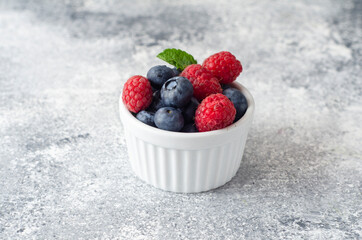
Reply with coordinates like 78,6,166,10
119,82,254,193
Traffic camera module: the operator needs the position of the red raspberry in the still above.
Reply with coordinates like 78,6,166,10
122,75,153,113
180,64,222,101
195,93,236,132
202,51,242,84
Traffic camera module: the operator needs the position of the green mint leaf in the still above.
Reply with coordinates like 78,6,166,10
157,48,197,71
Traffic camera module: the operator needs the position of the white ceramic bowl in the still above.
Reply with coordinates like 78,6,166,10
119,82,254,193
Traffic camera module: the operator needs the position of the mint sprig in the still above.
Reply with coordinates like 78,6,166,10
157,48,197,71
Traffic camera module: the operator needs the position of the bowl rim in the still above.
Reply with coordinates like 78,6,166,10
119,81,254,139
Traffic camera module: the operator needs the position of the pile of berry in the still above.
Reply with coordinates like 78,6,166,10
122,49,248,132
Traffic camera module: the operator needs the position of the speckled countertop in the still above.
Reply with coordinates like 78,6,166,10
0,0,361,239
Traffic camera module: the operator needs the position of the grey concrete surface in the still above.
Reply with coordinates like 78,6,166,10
0,0,361,239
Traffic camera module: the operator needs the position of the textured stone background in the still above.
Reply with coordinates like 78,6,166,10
0,0,361,239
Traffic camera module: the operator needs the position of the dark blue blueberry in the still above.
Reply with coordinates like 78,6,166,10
154,107,184,132
147,90,165,112
172,67,181,76
151,86,158,92
161,76,193,108
181,123,198,132
136,110,156,127
147,65,174,89
221,83,234,90
223,88,248,122
182,97,199,123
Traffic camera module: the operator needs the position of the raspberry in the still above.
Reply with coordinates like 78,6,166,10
180,64,222,101
122,75,153,113
195,93,236,132
202,51,242,84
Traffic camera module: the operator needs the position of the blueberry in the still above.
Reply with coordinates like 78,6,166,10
181,123,198,132
221,83,234,90
136,110,156,127
147,90,165,112
161,76,193,108
147,65,174,89
172,67,181,76
154,107,184,132
223,88,248,122
151,86,158,92
182,97,199,123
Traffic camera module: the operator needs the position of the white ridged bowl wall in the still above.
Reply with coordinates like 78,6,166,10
119,82,254,193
